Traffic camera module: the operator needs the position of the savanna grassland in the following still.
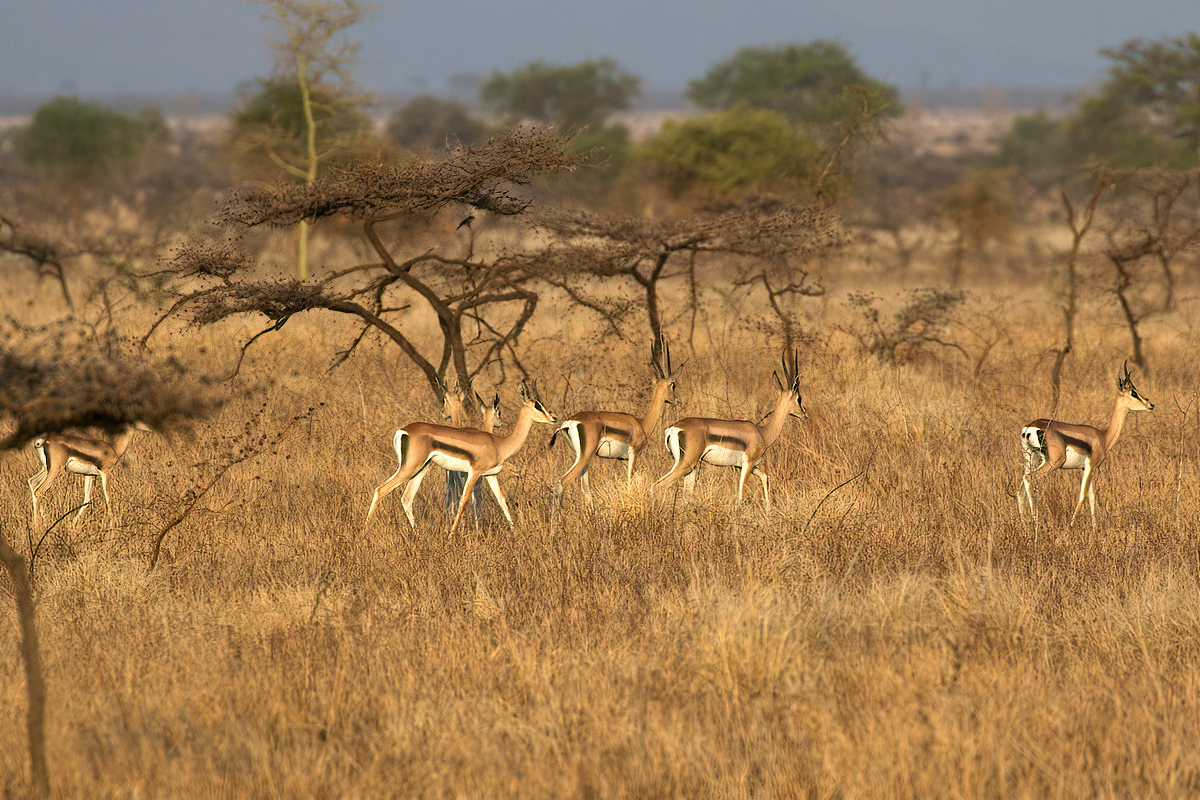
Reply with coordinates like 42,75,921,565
2,232,1200,800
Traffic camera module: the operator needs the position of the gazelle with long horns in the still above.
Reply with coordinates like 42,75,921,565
366,381,555,533
655,349,806,511
1019,361,1153,526
552,335,676,505
28,421,152,525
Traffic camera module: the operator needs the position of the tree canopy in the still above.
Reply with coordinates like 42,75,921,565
630,109,823,200
386,95,493,151
480,58,642,131
686,42,900,134
12,97,169,184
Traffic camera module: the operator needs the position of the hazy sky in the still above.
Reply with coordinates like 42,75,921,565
3,0,1199,101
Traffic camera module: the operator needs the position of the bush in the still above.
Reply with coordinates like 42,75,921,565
12,96,169,184
629,109,823,201
385,95,492,151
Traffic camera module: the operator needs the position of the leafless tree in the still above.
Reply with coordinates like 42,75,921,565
1100,168,1200,372
529,199,847,345
148,127,579,402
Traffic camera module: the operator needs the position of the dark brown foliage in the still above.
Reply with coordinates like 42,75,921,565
0,322,222,450
218,127,578,226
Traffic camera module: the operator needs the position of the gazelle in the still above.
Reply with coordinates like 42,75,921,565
444,386,503,520
551,335,676,505
1019,361,1153,526
28,421,152,525
654,349,805,511
366,381,555,533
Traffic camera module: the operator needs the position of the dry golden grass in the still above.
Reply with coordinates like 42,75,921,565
2,262,1200,798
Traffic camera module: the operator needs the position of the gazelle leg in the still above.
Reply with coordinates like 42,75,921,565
682,469,698,496
735,460,756,506
580,469,593,505
558,424,599,504
450,472,482,533
28,472,49,525
625,451,636,490
484,475,514,527
1086,473,1098,527
99,470,111,522
1020,472,1036,520
75,475,95,523
28,446,58,526
399,463,432,529
655,432,704,494
366,455,425,527
1070,461,1093,525
754,469,770,513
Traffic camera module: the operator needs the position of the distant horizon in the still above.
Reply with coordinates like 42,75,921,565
0,82,1082,118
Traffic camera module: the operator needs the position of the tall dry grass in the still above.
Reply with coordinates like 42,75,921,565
1,261,1200,798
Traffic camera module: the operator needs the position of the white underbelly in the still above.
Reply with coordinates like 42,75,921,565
1062,448,1089,470
702,445,744,468
596,439,632,459
430,453,473,473
65,457,101,476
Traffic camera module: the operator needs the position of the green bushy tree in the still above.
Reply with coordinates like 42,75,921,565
631,109,822,200
12,96,169,184
480,58,642,132
686,41,900,137
385,95,492,151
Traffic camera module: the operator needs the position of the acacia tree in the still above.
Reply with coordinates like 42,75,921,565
1100,167,1200,371
245,0,370,280
0,212,156,310
152,128,578,402
528,200,847,344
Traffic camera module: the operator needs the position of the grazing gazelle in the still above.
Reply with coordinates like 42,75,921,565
551,335,676,505
655,349,805,511
28,421,153,525
1019,361,1154,526
366,381,555,533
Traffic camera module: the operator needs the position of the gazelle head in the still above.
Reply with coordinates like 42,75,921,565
772,348,807,419
519,380,557,425
650,333,677,404
436,376,469,424
475,390,503,430
1117,360,1154,412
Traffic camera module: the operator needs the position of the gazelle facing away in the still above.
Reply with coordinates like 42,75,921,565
551,335,675,505
1019,361,1154,526
655,349,805,511
28,421,152,525
366,381,555,533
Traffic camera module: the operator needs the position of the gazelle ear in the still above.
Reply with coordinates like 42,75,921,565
519,381,529,401
474,390,485,408
492,392,500,411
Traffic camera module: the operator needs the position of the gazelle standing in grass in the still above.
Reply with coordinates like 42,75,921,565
551,335,676,505
366,381,555,533
28,421,152,525
654,349,805,511
441,381,503,517
1019,361,1154,527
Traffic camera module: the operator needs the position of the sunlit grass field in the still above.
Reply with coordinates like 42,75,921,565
2,260,1199,797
